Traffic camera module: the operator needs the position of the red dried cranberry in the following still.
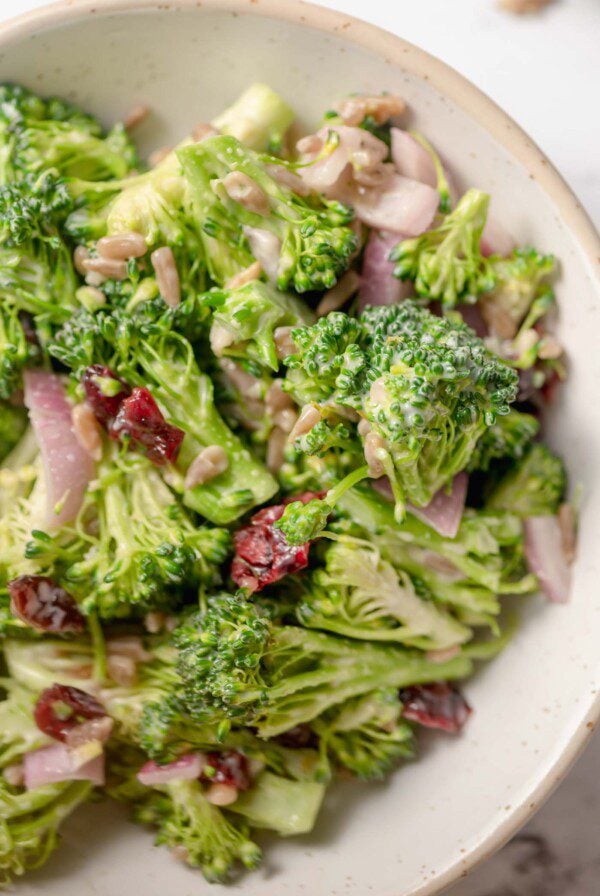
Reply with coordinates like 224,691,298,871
34,683,107,742
540,368,561,404
82,365,131,425
8,575,86,634
399,683,471,734
231,491,324,593
18,311,39,346
200,751,251,791
109,387,184,466
274,724,317,749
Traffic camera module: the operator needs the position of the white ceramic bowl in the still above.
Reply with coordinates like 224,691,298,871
2,2,600,894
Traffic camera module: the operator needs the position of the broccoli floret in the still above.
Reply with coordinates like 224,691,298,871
468,409,539,472
0,402,27,462
480,248,555,339
296,540,470,649
173,593,472,737
133,779,261,882
313,689,414,781
283,302,518,516
0,307,39,401
212,83,295,154
178,135,357,292
0,83,136,184
0,680,92,885
49,305,278,524
390,189,495,308
486,442,566,517
205,280,314,371
26,446,230,618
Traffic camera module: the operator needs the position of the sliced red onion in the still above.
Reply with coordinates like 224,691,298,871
298,125,387,194
243,226,281,283
358,230,414,311
524,515,572,604
349,173,439,236
390,129,436,186
24,370,94,528
23,743,105,790
481,214,515,258
408,473,468,539
137,753,204,786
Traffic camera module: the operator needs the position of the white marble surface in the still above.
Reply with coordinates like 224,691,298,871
1,1,599,893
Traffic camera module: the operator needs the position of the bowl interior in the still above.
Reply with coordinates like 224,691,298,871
1,4,600,895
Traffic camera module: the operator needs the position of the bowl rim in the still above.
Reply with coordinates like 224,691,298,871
1,1,599,893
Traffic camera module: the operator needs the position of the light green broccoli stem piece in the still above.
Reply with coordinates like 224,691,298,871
391,188,495,308
228,771,325,835
212,83,295,154
409,131,452,212
135,779,262,883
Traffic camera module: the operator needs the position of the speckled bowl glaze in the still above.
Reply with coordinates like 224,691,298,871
1,2,599,894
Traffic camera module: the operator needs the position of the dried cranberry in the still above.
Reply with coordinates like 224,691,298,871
540,368,561,404
18,311,39,346
109,387,184,466
34,683,107,742
200,751,251,791
231,491,324,593
274,724,317,749
399,683,471,734
82,365,131,425
8,575,86,634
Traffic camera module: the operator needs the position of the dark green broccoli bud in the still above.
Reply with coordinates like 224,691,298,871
313,689,415,781
173,593,472,737
467,409,539,472
212,83,295,154
133,779,262,882
390,189,495,308
296,540,470,649
485,442,566,517
284,302,519,512
205,279,314,371
0,402,27,462
27,448,231,619
480,248,555,339
0,172,74,245
0,82,137,183
178,136,358,293
49,305,278,524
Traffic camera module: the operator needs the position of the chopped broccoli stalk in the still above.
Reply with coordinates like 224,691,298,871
481,248,555,339
0,82,137,184
313,689,414,781
486,442,566,517
49,306,278,524
228,771,325,835
0,402,27,462
468,409,539,472
212,83,295,154
410,131,452,212
22,447,231,618
173,594,472,737
134,778,261,882
178,136,357,292
296,540,470,649
284,302,518,512
0,307,38,400
391,189,495,308
205,280,314,371
338,485,537,596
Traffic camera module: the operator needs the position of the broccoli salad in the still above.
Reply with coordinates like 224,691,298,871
0,81,575,884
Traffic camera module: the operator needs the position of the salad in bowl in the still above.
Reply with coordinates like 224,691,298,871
0,80,574,885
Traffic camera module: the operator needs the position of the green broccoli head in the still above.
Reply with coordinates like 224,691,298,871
178,136,358,293
485,442,566,517
481,247,555,339
284,302,519,510
133,779,261,882
390,189,495,308
205,279,314,371
0,82,137,184
173,592,472,737
296,540,470,649
313,689,415,781
468,408,539,472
